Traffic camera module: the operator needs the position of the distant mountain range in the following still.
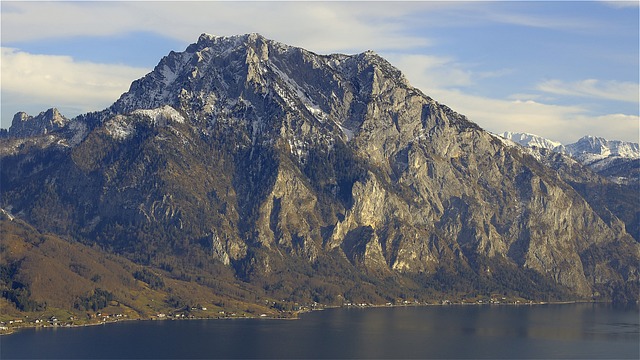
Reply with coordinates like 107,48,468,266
1,34,637,327
501,132,639,185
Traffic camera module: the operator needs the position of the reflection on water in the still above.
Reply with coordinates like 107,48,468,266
2,303,638,359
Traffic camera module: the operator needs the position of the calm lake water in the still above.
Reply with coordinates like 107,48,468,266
2,303,638,359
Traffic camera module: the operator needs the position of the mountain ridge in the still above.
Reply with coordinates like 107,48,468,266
500,131,639,185
500,131,639,159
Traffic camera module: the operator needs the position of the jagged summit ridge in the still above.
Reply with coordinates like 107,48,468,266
108,32,452,159
112,32,411,113
500,131,639,185
501,131,639,159
566,135,639,160
8,108,69,138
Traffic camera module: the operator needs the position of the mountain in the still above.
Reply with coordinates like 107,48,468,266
5,108,69,138
501,132,564,152
501,132,639,185
565,136,639,184
565,135,639,162
1,34,638,321
499,132,639,242
525,145,639,241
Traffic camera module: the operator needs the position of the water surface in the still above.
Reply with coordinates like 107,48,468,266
2,303,638,359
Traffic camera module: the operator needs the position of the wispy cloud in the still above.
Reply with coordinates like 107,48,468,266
1,48,149,122
537,79,639,103
431,89,639,144
391,59,639,143
385,53,514,92
385,54,474,89
1,2,432,53
480,10,602,32
599,1,640,9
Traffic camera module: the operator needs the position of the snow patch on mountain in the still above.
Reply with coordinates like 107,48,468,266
68,119,89,146
105,115,135,140
160,64,179,86
133,105,185,125
489,133,519,149
269,63,326,122
501,132,564,151
565,136,639,164
338,124,355,142
104,106,185,140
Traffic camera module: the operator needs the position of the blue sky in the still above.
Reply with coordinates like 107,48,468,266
1,1,638,143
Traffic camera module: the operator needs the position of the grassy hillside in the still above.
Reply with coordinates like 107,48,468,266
0,215,288,332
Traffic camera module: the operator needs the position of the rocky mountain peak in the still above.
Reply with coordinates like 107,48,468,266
193,32,276,53
112,33,409,110
12,111,31,123
8,107,69,138
500,131,639,185
501,132,639,160
566,135,639,159
107,32,445,161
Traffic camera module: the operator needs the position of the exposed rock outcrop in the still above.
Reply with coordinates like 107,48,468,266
8,108,69,138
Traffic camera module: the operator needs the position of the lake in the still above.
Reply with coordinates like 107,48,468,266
1,303,638,359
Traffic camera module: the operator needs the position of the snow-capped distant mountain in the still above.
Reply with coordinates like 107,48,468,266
501,131,564,152
501,132,639,160
565,135,639,163
500,132,639,184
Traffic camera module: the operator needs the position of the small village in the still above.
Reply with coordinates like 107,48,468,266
1,294,551,336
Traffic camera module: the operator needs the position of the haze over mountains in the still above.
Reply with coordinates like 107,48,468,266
1,34,638,323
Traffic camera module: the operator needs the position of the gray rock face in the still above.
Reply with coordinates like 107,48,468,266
1,33,637,302
500,133,639,244
8,108,69,138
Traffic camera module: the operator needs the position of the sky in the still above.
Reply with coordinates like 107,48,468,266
1,1,638,144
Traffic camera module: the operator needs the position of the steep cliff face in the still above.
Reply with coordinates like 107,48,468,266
500,134,639,243
1,33,637,303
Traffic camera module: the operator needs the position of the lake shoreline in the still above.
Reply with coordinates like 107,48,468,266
0,298,609,336
3,302,638,360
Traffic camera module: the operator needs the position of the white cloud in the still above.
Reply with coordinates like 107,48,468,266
537,79,640,103
1,48,149,125
434,89,638,144
389,56,638,143
1,2,141,42
385,53,516,94
1,2,431,53
385,54,478,90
